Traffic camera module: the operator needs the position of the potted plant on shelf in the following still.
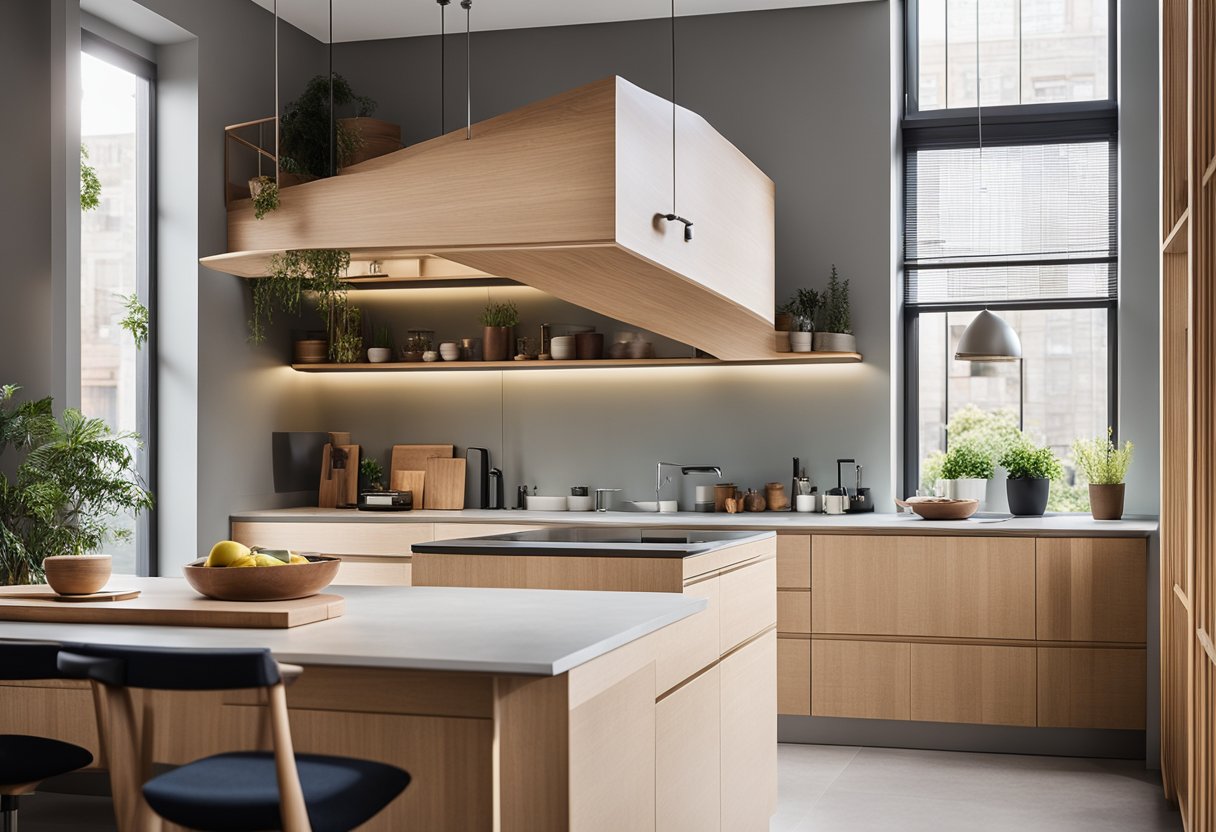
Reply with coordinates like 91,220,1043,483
1073,428,1134,520
0,385,153,587
250,248,351,362
999,443,1062,517
937,443,993,506
787,288,820,353
278,74,398,183
774,301,794,353
332,303,363,364
367,324,393,363
481,301,519,362
813,265,856,353
359,457,385,493
249,175,279,219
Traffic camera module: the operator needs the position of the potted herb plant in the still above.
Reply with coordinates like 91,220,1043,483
481,301,519,362
774,301,794,352
787,288,820,353
249,175,280,220
813,265,856,353
937,443,993,506
0,385,153,586
359,457,385,493
250,248,351,362
278,74,397,182
332,303,363,364
367,324,393,363
1073,428,1134,520
999,443,1062,517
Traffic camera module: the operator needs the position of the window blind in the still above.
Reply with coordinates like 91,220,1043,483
904,139,1117,305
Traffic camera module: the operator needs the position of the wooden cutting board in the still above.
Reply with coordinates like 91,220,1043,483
390,444,453,486
0,588,141,603
423,457,466,509
0,584,344,629
390,469,426,505
319,443,360,508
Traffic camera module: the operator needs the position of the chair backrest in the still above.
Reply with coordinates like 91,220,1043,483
57,644,282,691
0,639,70,681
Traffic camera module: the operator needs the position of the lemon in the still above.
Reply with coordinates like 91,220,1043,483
289,554,309,564
230,554,258,568
206,540,251,567
252,553,287,567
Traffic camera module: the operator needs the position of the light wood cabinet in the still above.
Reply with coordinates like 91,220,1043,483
777,590,811,634
720,633,777,832
431,523,545,541
776,637,810,716
1037,647,1146,730
811,535,1035,640
776,534,810,589
231,520,433,556
910,644,1036,727
1036,537,1147,644
811,639,910,720
656,666,721,832
719,558,777,653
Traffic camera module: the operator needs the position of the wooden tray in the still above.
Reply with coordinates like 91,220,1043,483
0,584,344,629
0,588,141,603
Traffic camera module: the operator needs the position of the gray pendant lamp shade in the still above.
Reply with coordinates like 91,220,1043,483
955,309,1022,362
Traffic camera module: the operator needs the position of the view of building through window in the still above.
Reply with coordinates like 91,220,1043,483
80,50,141,572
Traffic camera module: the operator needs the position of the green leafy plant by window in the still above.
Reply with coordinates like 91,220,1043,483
80,144,101,212
0,385,153,585
250,248,351,359
359,457,384,491
999,444,1063,480
821,265,851,334
250,175,280,220
785,288,821,332
480,301,520,328
119,293,149,350
921,405,1024,488
278,74,376,180
1072,428,1134,485
938,444,994,480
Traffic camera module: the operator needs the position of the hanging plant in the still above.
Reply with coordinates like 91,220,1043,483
331,302,363,363
249,249,351,358
80,144,101,212
118,293,149,349
249,175,280,220
278,74,376,180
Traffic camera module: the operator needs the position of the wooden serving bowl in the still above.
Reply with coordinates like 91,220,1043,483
43,554,112,595
896,498,980,521
183,555,340,601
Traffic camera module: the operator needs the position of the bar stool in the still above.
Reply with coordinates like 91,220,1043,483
58,644,410,832
0,640,95,832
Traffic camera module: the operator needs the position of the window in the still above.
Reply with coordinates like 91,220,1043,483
80,34,156,574
903,0,1117,509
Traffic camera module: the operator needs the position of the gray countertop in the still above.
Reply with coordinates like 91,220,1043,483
412,528,776,557
0,578,706,676
232,507,1158,537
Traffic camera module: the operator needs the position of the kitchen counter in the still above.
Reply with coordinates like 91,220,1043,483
413,527,775,557
232,506,1158,537
0,577,706,675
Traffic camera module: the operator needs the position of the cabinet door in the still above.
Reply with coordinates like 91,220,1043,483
777,637,811,716
811,535,1035,639
719,558,777,653
231,520,433,556
1036,538,1147,643
910,644,1036,727
777,590,811,634
776,534,811,589
657,665,721,832
720,632,777,832
811,639,910,720
431,523,545,541
1037,647,1146,729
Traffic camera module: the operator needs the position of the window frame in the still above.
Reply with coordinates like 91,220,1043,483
901,0,1121,500
80,30,159,576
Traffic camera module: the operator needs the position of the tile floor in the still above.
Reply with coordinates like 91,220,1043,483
17,744,1184,831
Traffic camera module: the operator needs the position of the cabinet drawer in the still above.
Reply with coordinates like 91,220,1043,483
655,576,721,695
657,665,721,832
910,644,1036,727
231,521,433,557
1036,538,1147,643
776,534,811,589
1037,647,1146,730
811,639,910,720
777,590,811,634
719,558,777,653
332,556,412,586
431,523,545,541
720,632,777,830
811,535,1035,639
777,637,810,716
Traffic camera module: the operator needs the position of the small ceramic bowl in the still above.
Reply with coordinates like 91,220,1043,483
44,554,112,595
439,342,461,361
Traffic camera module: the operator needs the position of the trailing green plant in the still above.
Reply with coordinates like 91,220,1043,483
249,248,351,356
80,144,101,211
278,74,376,180
938,443,994,480
820,264,851,334
0,385,153,585
373,324,392,350
118,293,149,350
331,302,363,364
480,301,520,328
359,457,384,491
786,288,821,332
250,175,280,220
999,444,1063,481
1072,428,1134,485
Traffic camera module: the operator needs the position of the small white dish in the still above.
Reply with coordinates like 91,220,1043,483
566,495,594,511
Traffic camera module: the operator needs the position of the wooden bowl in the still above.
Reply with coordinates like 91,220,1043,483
43,554,112,595
896,498,979,521
183,555,340,602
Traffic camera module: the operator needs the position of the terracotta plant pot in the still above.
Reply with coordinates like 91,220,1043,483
1006,477,1050,517
43,554,112,595
1089,483,1126,520
483,326,513,362
293,339,328,364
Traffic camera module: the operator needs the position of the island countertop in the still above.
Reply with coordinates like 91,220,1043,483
0,578,706,676
412,527,776,557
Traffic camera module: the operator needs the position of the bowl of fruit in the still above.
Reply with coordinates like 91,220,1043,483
184,541,341,601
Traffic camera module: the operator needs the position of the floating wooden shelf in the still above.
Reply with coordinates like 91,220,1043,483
290,353,862,373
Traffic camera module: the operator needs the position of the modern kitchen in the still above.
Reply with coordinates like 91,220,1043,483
0,0,1209,830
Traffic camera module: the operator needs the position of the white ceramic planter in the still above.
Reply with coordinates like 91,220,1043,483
367,347,393,363
812,332,857,353
789,331,814,352
938,477,989,509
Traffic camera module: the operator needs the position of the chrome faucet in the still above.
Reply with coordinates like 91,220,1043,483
655,462,723,510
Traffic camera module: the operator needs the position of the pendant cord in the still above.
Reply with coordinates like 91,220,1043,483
438,0,449,135
273,0,278,183
328,0,334,176
462,0,472,140
670,0,676,214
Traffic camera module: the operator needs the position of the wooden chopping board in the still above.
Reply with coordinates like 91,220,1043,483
0,584,344,629
390,469,427,505
423,457,466,509
319,443,360,508
390,445,453,487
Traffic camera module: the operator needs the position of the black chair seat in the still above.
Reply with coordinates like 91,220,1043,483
0,734,93,786
142,751,410,832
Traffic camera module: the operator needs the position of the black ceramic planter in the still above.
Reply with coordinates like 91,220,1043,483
1006,477,1050,516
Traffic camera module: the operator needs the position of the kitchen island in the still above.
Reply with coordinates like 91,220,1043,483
0,580,712,831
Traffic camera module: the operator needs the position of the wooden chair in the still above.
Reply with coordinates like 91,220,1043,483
57,644,410,832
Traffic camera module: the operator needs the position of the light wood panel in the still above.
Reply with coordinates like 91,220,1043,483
653,576,720,695
291,353,863,372
776,534,811,588
1036,537,1147,643
719,558,777,652
431,523,545,541
656,666,721,832
0,682,101,762
811,639,910,721
494,674,570,832
410,553,684,592
232,520,434,556
1037,647,1146,730
720,633,777,832
777,589,811,634
423,457,466,510
811,535,1035,639
776,637,811,716
910,644,1036,727
331,555,411,586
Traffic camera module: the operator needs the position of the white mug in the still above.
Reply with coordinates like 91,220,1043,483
795,494,815,513
824,494,849,515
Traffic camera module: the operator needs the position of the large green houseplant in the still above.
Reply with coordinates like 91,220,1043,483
0,386,152,585
278,74,377,181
